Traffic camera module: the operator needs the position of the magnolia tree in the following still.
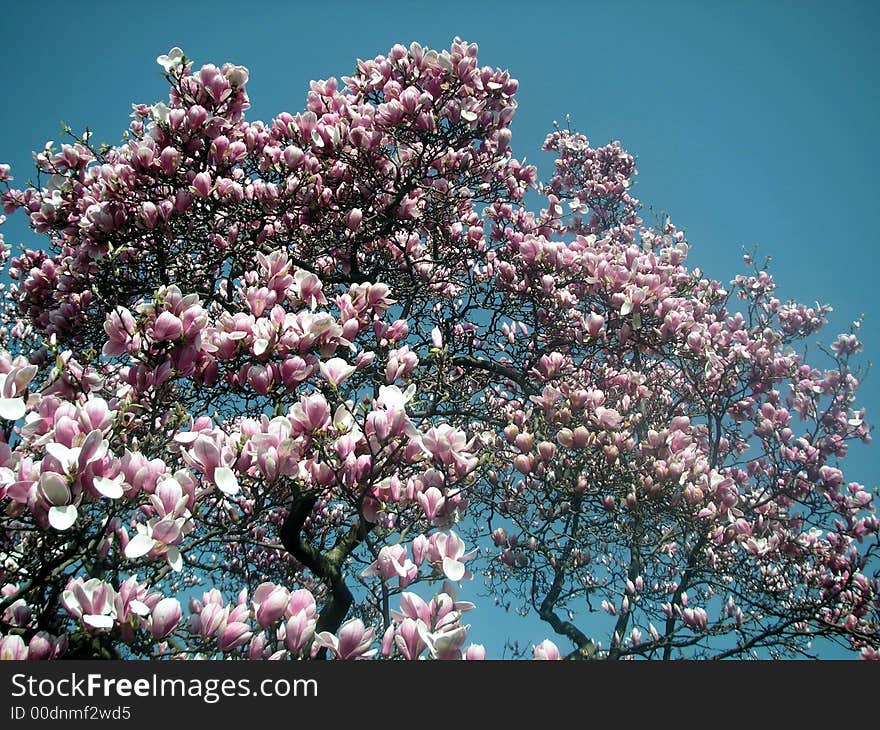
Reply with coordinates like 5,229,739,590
0,39,877,661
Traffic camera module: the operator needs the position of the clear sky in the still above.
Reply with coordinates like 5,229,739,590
0,0,877,657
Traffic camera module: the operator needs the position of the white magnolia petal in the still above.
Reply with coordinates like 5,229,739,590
94,476,124,499
432,625,468,654
129,600,151,616
45,443,79,472
83,614,115,629
166,546,183,573
157,47,184,72
48,505,78,531
442,557,466,582
253,338,269,356
416,621,436,653
44,442,70,463
152,102,170,122
124,533,156,559
214,466,239,496
378,384,415,411
173,431,200,444
0,397,25,421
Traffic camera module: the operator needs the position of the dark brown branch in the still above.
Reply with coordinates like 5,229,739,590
279,491,374,657
538,562,596,659
451,356,539,396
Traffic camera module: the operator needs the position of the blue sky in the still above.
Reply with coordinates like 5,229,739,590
1,0,877,657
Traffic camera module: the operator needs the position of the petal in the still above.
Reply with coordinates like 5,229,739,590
129,600,151,616
83,614,115,629
152,102,170,122
80,429,109,465
48,505,78,531
432,625,468,655
311,632,338,653
416,621,436,652
157,48,184,72
214,466,239,496
173,431,200,444
40,472,71,505
94,476,124,499
446,530,466,559
45,443,79,472
442,557,466,582
166,546,183,572
253,338,269,356
124,533,156,559
192,437,221,470
0,397,25,421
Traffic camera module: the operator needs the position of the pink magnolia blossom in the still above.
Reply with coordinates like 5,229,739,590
217,622,253,653
362,544,417,587
150,598,182,639
252,583,290,628
533,639,561,660
61,578,116,630
421,424,478,478
426,531,475,581
284,612,317,655
312,618,376,660
318,357,357,387
0,634,28,660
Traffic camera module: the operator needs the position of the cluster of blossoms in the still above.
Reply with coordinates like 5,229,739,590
0,39,876,661
540,125,640,241
475,177,878,658
182,583,485,661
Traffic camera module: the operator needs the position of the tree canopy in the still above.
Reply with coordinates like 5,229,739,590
0,39,876,660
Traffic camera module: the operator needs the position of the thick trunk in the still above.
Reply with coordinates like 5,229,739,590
279,493,373,658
